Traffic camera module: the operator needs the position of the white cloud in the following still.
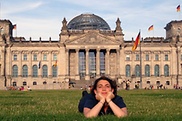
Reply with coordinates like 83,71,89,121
1,0,181,40
2,1,44,15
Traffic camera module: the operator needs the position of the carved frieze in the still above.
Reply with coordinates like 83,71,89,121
66,32,118,45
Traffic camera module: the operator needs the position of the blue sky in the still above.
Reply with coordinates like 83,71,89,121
1,0,181,40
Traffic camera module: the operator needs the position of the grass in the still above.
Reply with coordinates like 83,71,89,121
0,89,181,121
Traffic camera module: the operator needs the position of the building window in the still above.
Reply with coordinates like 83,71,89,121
33,82,37,85
33,54,37,61
154,64,160,77
155,54,159,61
164,55,168,61
145,64,150,77
43,54,47,61
43,81,47,84
22,65,28,77
136,54,140,61
23,81,27,86
52,66,57,77
125,65,130,77
100,51,105,75
23,54,27,61
42,65,48,77
13,82,17,86
89,51,96,78
13,54,17,61
12,65,18,77
32,65,38,77
126,55,130,61
135,65,140,77
147,81,150,84
146,54,149,61
79,51,86,78
166,81,170,85
164,64,169,77
53,54,57,60
156,81,160,85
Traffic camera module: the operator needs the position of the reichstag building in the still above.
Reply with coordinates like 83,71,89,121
0,13,181,90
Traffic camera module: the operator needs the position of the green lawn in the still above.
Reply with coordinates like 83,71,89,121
0,89,181,121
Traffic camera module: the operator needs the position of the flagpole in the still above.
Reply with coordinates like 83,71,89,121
139,30,142,89
16,25,17,37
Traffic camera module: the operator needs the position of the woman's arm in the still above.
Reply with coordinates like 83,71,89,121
83,93,105,118
107,99,127,118
83,99,104,118
106,92,127,118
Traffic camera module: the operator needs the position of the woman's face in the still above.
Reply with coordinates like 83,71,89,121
94,80,113,98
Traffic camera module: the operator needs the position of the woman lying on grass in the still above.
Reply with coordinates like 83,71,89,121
78,76,127,118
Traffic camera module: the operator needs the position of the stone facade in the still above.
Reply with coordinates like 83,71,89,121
0,14,182,90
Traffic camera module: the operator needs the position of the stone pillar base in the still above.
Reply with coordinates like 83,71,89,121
85,75,90,81
75,75,80,81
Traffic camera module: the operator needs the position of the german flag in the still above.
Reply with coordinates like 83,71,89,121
148,25,154,31
53,60,57,67
132,32,140,51
177,5,180,12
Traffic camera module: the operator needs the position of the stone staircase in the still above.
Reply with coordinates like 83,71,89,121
69,78,95,89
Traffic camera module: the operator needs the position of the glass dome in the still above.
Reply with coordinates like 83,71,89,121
67,14,111,30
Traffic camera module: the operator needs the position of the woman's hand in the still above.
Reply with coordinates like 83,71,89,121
95,92,105,103
106,91,115,103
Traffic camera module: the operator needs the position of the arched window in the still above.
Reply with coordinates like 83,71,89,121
135,65,140,77
32,65,38,77
42,65,48,77
156,81,160,85
52,66,57,77
145,64,150,77
13,82,17,86
164,64,169,77
125,65,130,77
33,82,37,85
22,65,28,77
154,65,160,77
146,81,150,84
23,81,27,86
12,65,18,77
43,81,47,84
166,81,170,85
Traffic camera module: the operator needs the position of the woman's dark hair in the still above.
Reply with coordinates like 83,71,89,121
91,76,117,95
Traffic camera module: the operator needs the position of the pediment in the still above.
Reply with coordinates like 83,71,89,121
65,32,120,45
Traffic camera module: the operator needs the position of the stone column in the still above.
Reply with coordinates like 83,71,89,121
116,49,120,77
85,49,90,81
65,49,69,77
105,49,110,76
19,51,22,77
1,49,5,88
1,50,5,76
75,49,80,80
96,48,100,77
48,51,52,78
